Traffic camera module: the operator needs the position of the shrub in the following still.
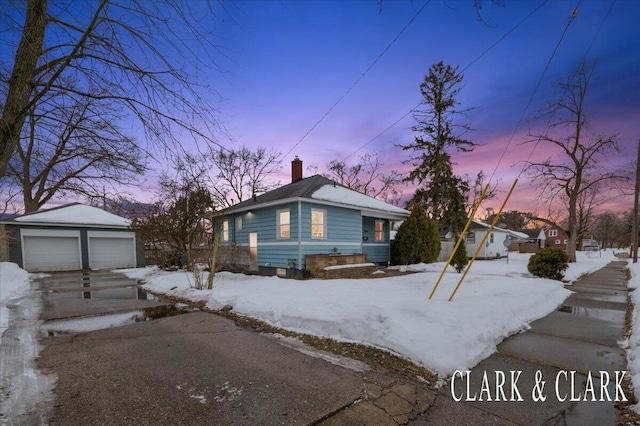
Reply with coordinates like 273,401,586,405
449,238,468,273
527,247,569,280
391,204,441,265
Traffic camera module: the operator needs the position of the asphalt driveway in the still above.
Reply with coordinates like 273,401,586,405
26,270,434,425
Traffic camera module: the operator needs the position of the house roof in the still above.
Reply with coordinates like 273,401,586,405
224,174,409,219
518,228,544,239
468,220,529,239
4,203,131,228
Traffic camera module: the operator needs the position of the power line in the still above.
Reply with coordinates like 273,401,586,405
517,0,615,178
279,0,432,162
492,0,582,183
339,0,549,164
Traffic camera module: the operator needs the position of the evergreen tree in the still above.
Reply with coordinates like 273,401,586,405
449,236,469,273
391,204,441,265
401,61,476,234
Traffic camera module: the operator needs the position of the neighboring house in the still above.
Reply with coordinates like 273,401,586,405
509,228,546,253
219,157,410,276
463,220,524,259
543,225,571,250
0,203,144,272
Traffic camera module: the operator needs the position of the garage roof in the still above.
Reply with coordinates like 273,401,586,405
7,203,131,228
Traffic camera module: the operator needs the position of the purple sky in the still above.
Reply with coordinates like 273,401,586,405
197,0,638,217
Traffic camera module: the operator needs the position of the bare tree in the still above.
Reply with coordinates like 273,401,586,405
0,0,225,176
3,80,146,213
325,153,403,203
137,157,213,270
524,63,625,262
209,145,281,208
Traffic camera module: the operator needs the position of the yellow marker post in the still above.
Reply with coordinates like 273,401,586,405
428,184,489,300
448,179,518,302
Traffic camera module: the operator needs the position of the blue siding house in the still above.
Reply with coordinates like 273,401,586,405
220,158,409,275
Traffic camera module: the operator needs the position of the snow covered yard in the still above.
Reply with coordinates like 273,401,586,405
121,251,619,377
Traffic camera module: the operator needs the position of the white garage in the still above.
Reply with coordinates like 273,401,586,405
21,229,82,272
88,231,136,269
2,203,142,272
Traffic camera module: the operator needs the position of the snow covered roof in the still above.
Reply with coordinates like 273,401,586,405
470,220,529,239
10,203,131,228
224,175,409,219
311,184,408,217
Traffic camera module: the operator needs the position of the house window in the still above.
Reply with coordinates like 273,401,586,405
564,239,568,245
489,233,494,244
277,209,290,239
222,220,229,242
549,229,558,237
236,216,242,231
555,240,561,245
311,209,326,239
374,220,384,242
466,232,475,244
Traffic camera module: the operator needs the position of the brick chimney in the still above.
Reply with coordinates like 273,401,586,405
292,156,303,183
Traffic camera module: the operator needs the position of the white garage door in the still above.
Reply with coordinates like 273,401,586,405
21,229,82,272
88,231,136,269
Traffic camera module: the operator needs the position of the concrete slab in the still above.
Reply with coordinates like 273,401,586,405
37,312,368,425
556,305,626,325
529,311,624,347
567,292,627,304
497,333,626,374
561,296,627,312
564,286,627,297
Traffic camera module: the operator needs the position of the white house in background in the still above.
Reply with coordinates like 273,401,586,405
464,220,525,259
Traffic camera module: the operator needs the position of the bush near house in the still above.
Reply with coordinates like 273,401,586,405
527,247,569,280
391,204,440,265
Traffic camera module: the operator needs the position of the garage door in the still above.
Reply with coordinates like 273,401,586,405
21,229,81,272
88,231,136,269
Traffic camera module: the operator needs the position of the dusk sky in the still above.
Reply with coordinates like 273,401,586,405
198,0,639,217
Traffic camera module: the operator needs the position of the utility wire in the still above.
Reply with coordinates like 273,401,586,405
279,0,432,162
517,0,614,177
489,0,582,184
340,0,549,163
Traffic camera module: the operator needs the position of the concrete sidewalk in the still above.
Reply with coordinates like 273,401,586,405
413,260,630,425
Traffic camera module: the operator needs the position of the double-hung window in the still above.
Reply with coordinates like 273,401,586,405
278,209,290,239
222,220,229,242
311,209,326,239
374,220,384,242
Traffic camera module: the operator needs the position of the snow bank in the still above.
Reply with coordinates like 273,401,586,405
1,262,32,335
625,260,640,412
134,253,577,377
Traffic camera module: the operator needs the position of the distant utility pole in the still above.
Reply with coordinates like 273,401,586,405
634,139,640,263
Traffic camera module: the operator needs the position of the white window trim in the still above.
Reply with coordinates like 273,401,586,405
311,208,327,239
277,209,290,240
549,229,558,237
555,239,561,245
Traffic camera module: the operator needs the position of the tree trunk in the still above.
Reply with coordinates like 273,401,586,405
207,233,220,290
0,0,47,175
567,194,578,263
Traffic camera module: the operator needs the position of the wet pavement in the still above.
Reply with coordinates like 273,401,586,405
412,260,631,425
